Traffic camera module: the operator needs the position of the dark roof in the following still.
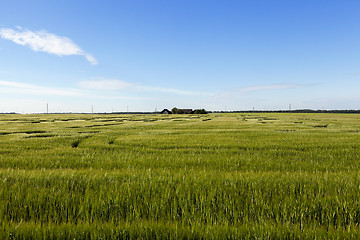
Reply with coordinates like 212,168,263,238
179,109,193,114
161,109,172,114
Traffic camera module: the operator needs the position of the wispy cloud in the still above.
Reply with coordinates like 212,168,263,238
0,78,211,102
138,86,213,96
78,78,134,90
0,27,97,65
237,83,307,93
78,78,214,96
0,80,84,96
216,83,310,99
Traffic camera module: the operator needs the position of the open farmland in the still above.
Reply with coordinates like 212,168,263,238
1,113,360,239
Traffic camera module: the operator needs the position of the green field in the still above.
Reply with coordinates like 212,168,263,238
1,113,360,239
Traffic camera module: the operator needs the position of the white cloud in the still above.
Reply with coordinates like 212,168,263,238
0,80,84,96
0,80,156,106
215,83,309,99
0,77,211,103
84,54,97,65
237,83,306,93
138,86,214,96
78,79,134,90
0,27,97,65
78,78,214,96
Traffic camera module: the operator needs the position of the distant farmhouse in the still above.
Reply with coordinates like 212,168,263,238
161,108,207,114
161,109,172,114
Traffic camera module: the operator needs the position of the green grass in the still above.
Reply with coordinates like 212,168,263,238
1,113,360,239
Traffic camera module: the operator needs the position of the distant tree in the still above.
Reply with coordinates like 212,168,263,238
194,109,208,114
171,107,178,114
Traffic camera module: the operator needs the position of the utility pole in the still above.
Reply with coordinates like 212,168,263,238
289,104,291,112
47,103,48,114
91,105,93,114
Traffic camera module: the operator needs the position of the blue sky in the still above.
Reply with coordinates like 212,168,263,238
0,0,360,113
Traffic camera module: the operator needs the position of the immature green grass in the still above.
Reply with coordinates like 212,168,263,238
1,113,360,239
